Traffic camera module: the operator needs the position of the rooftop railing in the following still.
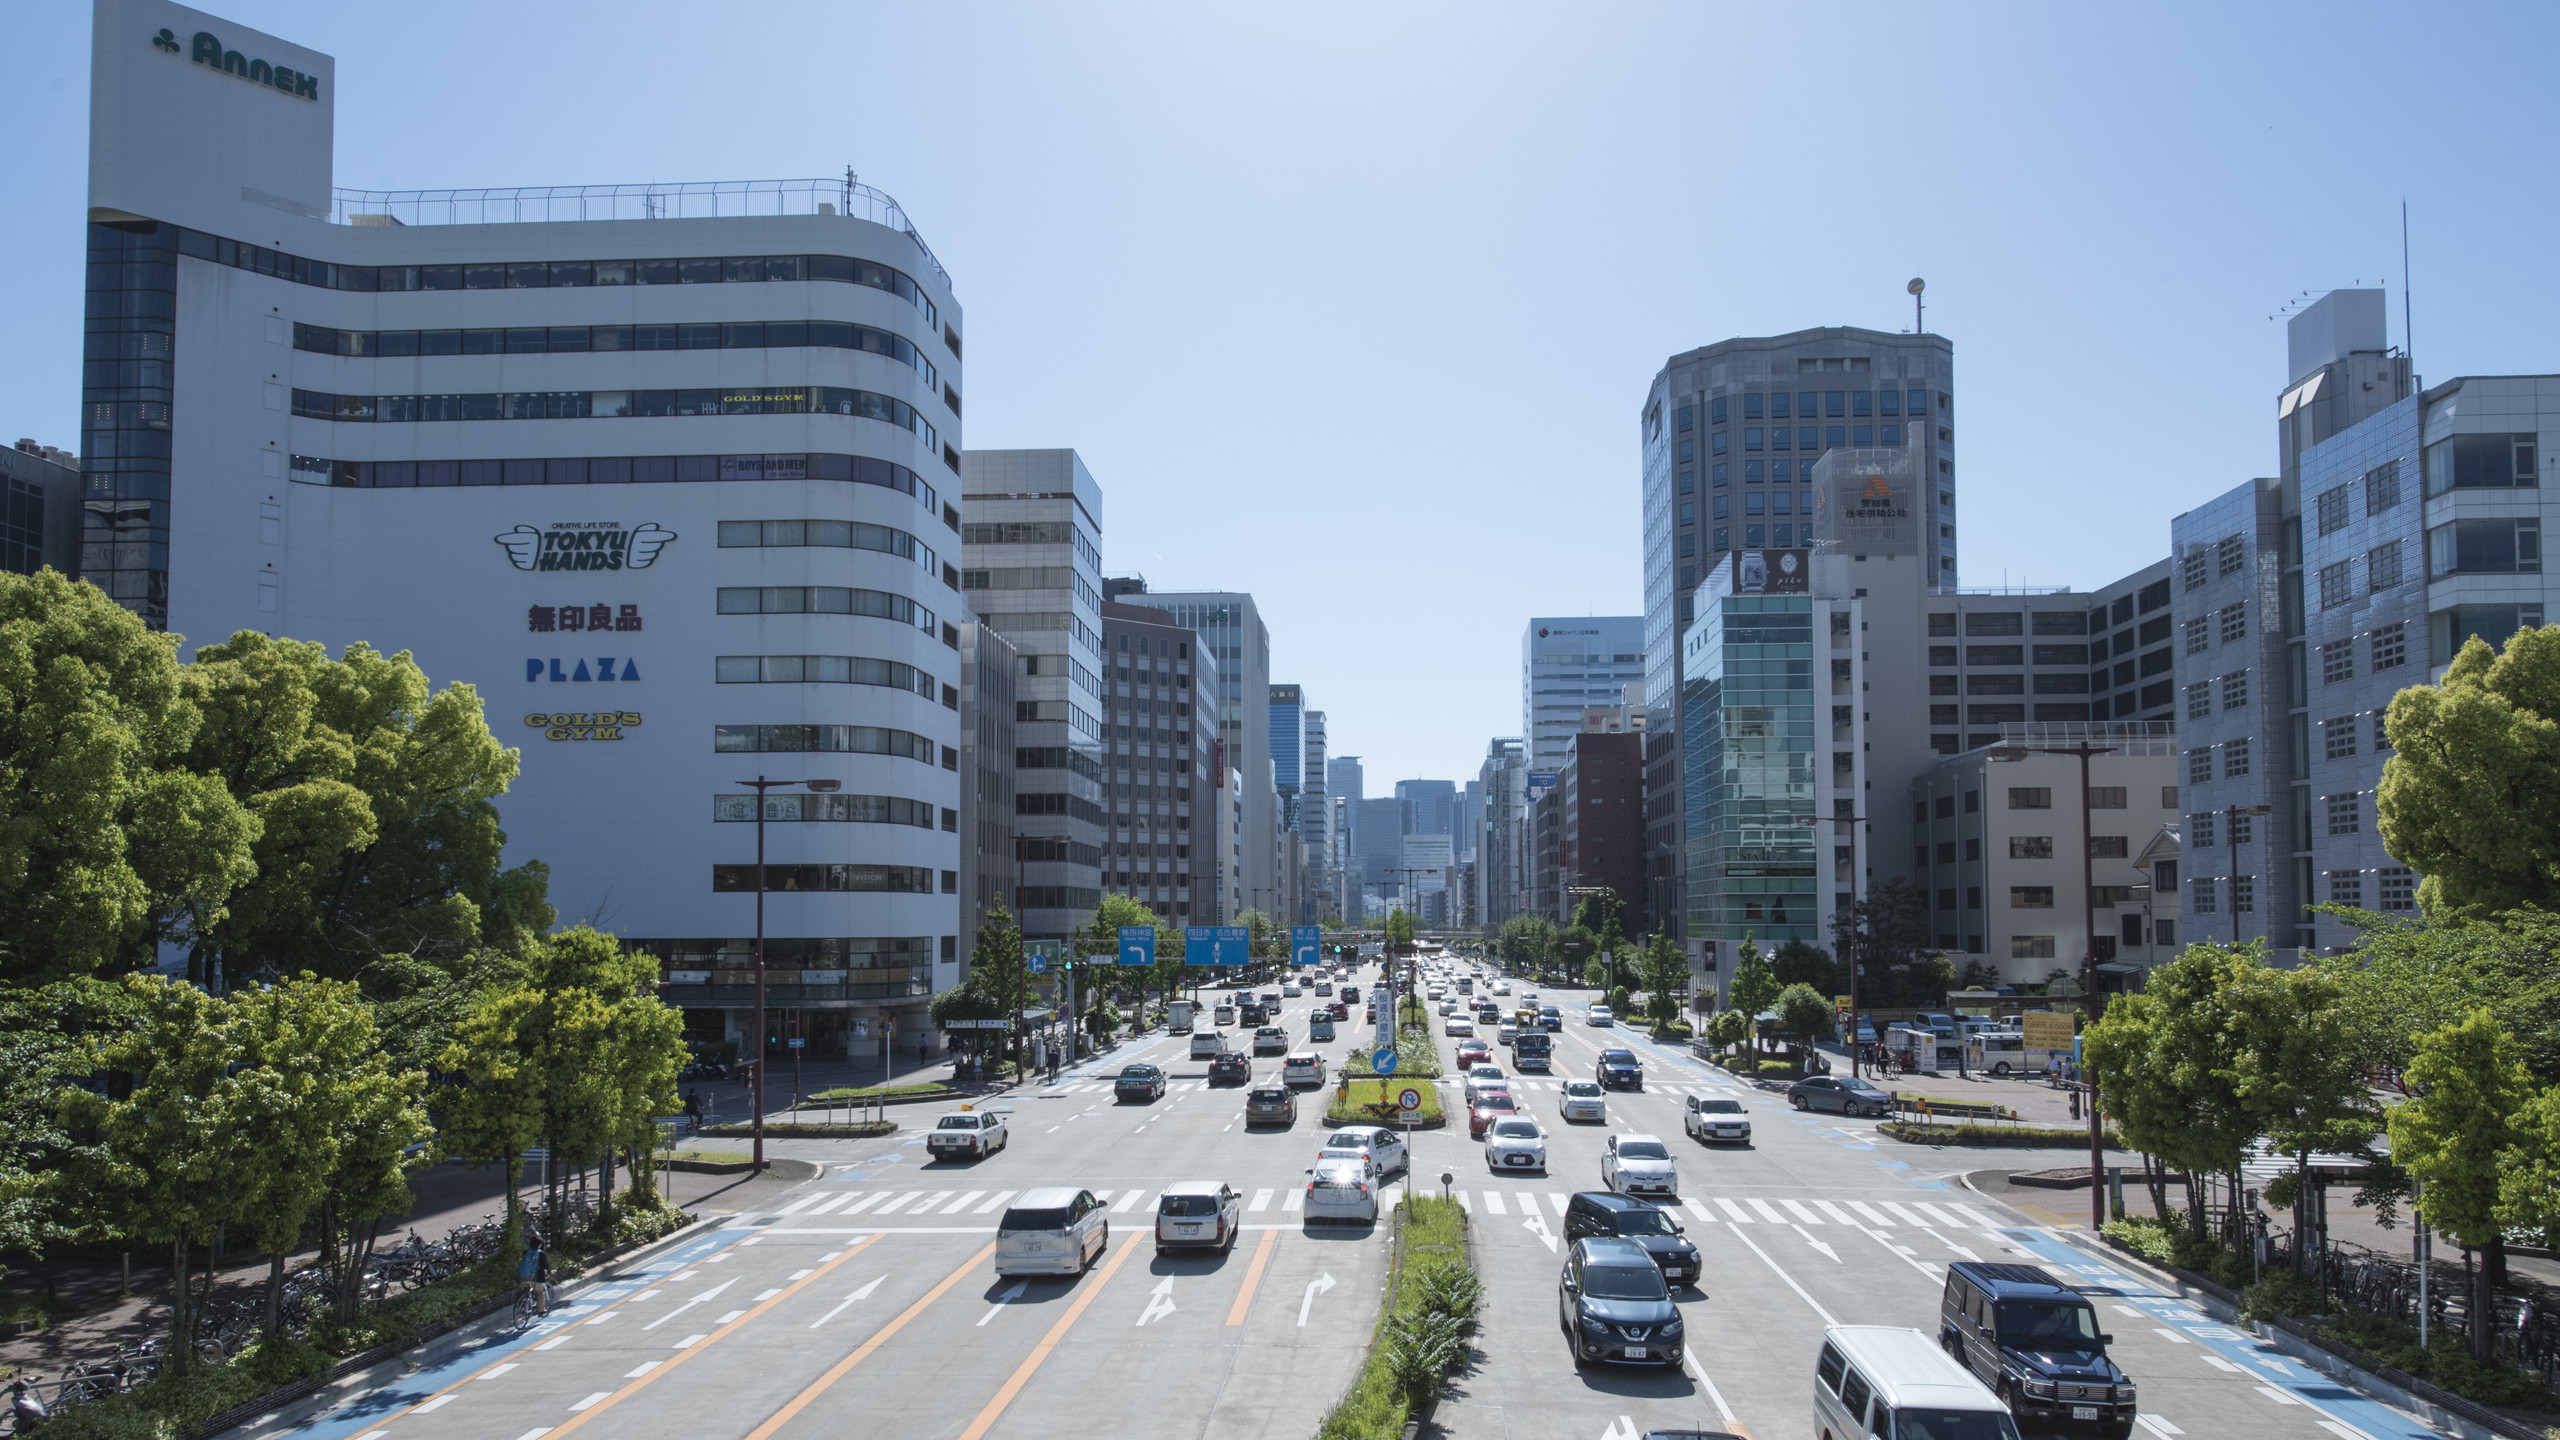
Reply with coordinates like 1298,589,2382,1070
327,175,947,289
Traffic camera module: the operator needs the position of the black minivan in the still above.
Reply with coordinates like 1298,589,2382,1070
1562,1192,1701,1289
1940,1262,2136,1437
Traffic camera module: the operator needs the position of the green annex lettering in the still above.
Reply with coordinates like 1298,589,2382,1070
158,29,321,101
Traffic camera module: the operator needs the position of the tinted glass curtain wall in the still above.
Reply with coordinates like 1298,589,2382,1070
84,222,179,627
1686,597,1818,947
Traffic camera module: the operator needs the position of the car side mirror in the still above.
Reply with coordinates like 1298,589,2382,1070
2097,1333,2114,1346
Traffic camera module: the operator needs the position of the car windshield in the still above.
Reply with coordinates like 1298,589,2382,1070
1471,1066,1503,1078
935,1115,980,1129
1159,1194,1220,1217
1492,1120,1539,1139
1566,1082,1601,1096
1612,1207,1677,1235
1890,1410,2023,1440
1617,1141,1670,1160
1580,1263,1667,1300
1250,1089,1286,1102
1997,1301,2102,1346
1697,1099,1745,1114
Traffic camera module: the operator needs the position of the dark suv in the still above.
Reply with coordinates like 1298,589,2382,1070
1594,1047,1644,1090
1207,1051,1251,1085
1558,1236,1682,1368
1562,1192,1700,1289
1940,1261,2136,1437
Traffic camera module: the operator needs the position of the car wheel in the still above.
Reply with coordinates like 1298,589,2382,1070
1993,1062,2012,1077
1790,1093,1807,1110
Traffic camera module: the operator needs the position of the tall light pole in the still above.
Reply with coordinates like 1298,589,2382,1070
735,775,839,1174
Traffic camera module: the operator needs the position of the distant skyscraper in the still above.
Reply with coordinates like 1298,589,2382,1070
1396,779,1455,840
1522,617,1645,772
1300,707,1331,920
1356,796,1403,889
1116,584,1278,915
1476,737,1528,928
1270,683,1304,835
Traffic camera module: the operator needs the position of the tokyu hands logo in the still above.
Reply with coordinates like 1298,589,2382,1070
495,522,676,572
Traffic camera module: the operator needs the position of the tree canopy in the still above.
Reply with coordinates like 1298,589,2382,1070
2377,625,2560,918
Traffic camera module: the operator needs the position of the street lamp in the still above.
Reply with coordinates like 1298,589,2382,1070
735,775,839,1175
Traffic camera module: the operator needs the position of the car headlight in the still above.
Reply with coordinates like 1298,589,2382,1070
2023,1379,2056,1399
2115,1383,2136,1402
1661,1315,1684,1334
1579,1314,1611,1336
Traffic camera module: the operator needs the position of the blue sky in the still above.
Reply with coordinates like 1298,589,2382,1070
10,2,2557,790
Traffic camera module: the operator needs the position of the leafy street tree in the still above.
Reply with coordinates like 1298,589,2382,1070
2320,907,2560,1085
1775,983,1834,1062
931,902,1027,1068
0,571,258,984
2377,625,2560,918
1829,878,1949,1007
1493,915,1556,974
0,980,141,1283
182,633,554,988
1771,938,1841,995
1071,894,1163,1040
1635,930,1687,1026
2388,1009,2537,1362
1385,908,1416,953
2083,944,2266,1239
1727,935,1782,1060
1705,1007,1753,1055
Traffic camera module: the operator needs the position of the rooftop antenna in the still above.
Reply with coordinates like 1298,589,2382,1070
1908,277,1926,335
2401,200,2414,367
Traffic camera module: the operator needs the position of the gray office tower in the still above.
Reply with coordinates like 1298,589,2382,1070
1329,754,1365,919
1356,796,1403,893
1397,779,1456,840
1522,617,1645,771
1114,585,1279,916
1640,326,1956,946
1270,682,1305,837
2168,288,2553,960
1476,737,1528,928
1300,706,1331,921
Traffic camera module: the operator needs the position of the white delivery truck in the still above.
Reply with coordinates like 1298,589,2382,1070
1167,999,1194,1032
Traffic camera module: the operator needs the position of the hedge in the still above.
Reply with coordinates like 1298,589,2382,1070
1880,1120,2119,1148
1325,1079,1446,1130
1315,1198,1479,1440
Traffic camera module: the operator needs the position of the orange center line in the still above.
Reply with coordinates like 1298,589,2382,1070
955,1231,1145,1440
1225,1228,1279,1326
741,1241,996,1440
541,1231,883,1438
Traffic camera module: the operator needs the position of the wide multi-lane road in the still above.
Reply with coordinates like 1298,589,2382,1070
275,964,2450,1440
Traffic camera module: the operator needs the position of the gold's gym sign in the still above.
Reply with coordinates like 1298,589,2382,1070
526,711,640,742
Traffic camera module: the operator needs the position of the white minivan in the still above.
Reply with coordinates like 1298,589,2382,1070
995,1187,1112,1277
1814,1325,2018,1440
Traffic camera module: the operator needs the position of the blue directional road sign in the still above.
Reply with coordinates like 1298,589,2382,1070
1291,926,1321,967
1183,925,1251,967
1372,1047,1399,1075
1118,926,1156,967
1026,954,1048,975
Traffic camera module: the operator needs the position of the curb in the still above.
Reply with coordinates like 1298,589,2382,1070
2092,1236,2543,1440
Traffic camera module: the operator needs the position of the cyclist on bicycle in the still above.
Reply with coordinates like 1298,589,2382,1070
516,1234,551,1317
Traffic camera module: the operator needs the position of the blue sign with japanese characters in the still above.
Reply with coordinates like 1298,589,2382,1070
1183,926,1250,967
1291,926,1321,966
1118,926,1156,967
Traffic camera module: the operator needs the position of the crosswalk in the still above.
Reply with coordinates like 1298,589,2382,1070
761,1184,2011,1235
1037,1078,1751,1097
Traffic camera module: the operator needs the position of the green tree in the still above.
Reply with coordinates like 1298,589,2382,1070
2388,1010,2536,1361
185,633,552,987
2321,907,2560,1086
1705,1007,1753,1054
0,979,142,1281
1771,938,1841,995
1385,909,1416,953
2377,625,2560,918
1495,916,1556,974
1635,930,1688,1026
0,572,259,984
1727,935,1781,1060
1580,955,1607,988
1775,983,1833,1061
1830,877,1947,1007
1070,895,1161,1043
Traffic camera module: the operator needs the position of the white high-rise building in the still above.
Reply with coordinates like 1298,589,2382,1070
1521,617,1645,773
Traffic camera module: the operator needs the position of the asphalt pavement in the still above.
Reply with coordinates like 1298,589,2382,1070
257,963,2457,1440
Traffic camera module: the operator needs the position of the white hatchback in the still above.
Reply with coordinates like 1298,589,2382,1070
1603,1133,1679,1197
1483,1116,1547,1174
1303,1162,1378,1223
1443,1016,1474,1037
1461,1064,1509,1105
1560,1079,1608,1123
1281,1052,1326,1088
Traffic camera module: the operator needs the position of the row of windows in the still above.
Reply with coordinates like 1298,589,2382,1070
285,450,943,515
716,517,938,575
1707,424,1909,456
2181,671,2252,718
1914,834,2139,864
2314,459,2402,536
290,385,946,465
713,654,943,701
710,863,939,894
1925,611,2088,638
2182,534,2252,591
2322,867,2418,910
2426,434,2537,495
712,792,943,827
293,318,940,392
1015,791,1109,825
713,723,948,764
2319,623,2409,683
1926,644,2096,666
2318,540,2406,606
149,222,942,330
2186,740,2252,784
2427,519,2540,579
1689,390,1937,426
715,585,938,636
1015,747,1106,781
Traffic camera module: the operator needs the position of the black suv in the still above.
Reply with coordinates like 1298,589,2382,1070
1562,1191,1701,1289
1940,1261,2136,1437
1238,1002,1268,1026
1558,1236,1682,1368
1113,1063,1166,1102
1207,1051,1251,1085
1593,1047,1644,1090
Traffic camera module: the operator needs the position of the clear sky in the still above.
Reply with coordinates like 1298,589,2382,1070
11,2,2558,792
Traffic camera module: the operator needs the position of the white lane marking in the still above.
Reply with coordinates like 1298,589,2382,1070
479,1363,519,1379
1720,1218,1840,1325
1547,1193,1569,1215
1849,1200,1895,1226
1680,1349,1744,1428
1793,1223,1839,1261
1857,1224,1944,1281
1948,1202,2000,1228
2137,1416,2184,1437
2314,1422,2369,1440
2113,1304,2146,1318
1681,1198,1717,1224
837,1192,889,1217
1298,1272,1336,1326
533,1335,571,1351
514,1430,553,1440
776,1194,825,1215
803,1193,855,1217
638,1277,736,1332
1881,1201,1930,1227
1135,1276,1177,1326
1283,1188,1305,1212
414,1396,455,1413
1746,1198,1787,1224
672,1333,707,1349
1248,1188,1273,1212
974,1191,1017,1214
940,1190,986,1215
1779,1198,1824,1224
1911,1201,1961,1228
569,1393,611,1412
1114,1190,1150,1212
1814,1200,1858,1225
2254,1385,2300,1406
811,1275,886,1328
2155,1328,2195,1345
1716,1198,1754,1224
715,1309,746,1323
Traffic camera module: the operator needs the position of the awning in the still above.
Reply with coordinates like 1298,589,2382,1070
2095,962,2144,974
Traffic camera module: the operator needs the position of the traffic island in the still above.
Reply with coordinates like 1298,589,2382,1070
697,1119,897,1140
1879,1119,2121,1147
1324,1079,1446,1130
1316,1196,1480,1440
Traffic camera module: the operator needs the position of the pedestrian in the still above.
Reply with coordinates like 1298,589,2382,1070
1047,1048,1060,1083
682,1087,705,1133
516,1234,551,1317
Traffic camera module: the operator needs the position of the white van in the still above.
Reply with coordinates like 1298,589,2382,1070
994,1187,1111,1277
1814,1325,2017,1440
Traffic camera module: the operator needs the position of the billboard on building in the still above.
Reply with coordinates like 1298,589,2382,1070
1814,455,1918,556
1729,548,1808,594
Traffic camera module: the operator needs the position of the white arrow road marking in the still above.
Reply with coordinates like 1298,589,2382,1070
809,1276,886,1329
1298,1272,1337,1326
640,1277,736,1330
1136,1276,1177,1326
977,1279,1028,1326
1793,1223,1839,1262
1523,1210,1558,1253
1600,1417,1639,1440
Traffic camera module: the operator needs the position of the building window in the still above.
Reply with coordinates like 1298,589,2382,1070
2182,548,2208,592
2221,670,2249,710
2185,682,2212,720
2322,639,2354,684
2188,749,2213,785
2089,787,2128,809
2315,485,2351,536
1966,887,1983,910
2223,738,2251,777
2321,715,2357,760
2374,710,2391,751
2424,433,2538,494
1678,470,1695,494
2218,534,2247,577
1744,427,1764,450
1711,431,1728,456
2189,811,2216,847
2010,887,2056,910
2089,835,2130,858
2378,867,2416,910
2228,811,2253,845
2428,518,2541,578
2326,792,2360,835
2009,836,2053,859
1676,405,1693,432
2368,539,2404,591
2329,870,2364,905
2010,935,2056,959
2230,874,2255,912
2184,617,2209,655
2365,459,2402,514
2191,875,2218,913
2371,621,2407,671
1677,438,1695,462
2319,559,2356,609
2007,787,2053,810
1743,393,1763,419
2214,604,2245,644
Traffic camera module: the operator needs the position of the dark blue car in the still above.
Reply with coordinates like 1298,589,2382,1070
1114,1063,1166,1102
1594,1048,1644,1090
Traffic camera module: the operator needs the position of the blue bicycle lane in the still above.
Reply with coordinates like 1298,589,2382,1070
279,1225,753,1440
1999,1227,2442,1440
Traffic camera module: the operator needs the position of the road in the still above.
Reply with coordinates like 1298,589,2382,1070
270,961,2453,1440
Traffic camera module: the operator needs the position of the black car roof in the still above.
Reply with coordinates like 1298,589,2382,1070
1950,1260,2082,1301
1598,1049,1637,1060
1570,1190,1656,1215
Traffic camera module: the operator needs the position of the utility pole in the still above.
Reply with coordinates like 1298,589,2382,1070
1798,812,1870,1076
734,775,839,1173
